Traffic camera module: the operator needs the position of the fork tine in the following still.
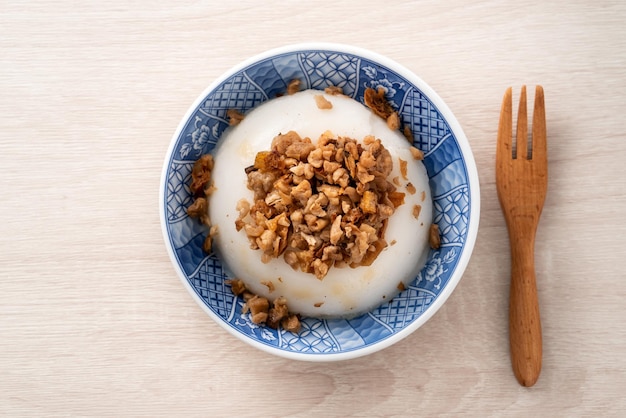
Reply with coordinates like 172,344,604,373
497,87,513,161
532,85,546,161
516,85,528,160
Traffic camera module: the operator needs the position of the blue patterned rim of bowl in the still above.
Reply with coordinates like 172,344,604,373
160,43,480,361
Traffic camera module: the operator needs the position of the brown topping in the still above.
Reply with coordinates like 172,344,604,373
399,158,408,180
267,296,289,329
330,215,343,245
421,190,426,202
202,235,213,253
237,131,403,279
244,295,270,324
413,204,422,220
364,87,394,120
324,86,344,95
387,191,406,208
360,190,378,214
386,112,401,130
204,184,216,196
390,239,397,246
403,125,413,143
363,87,410,142
226,109,245,126
406,182,416,195
273,131,315,161
236,199,251,218
287,79,301,95
187,197,209,225
188,154,217,254
251,312,267,324
392,176,400,186
205,225,218,253
226,279,247,296
189,154,214,196
409,146,424,160
314,95,333,110
281,314,301,333
397,282,406,291
227,281,300,333
359,238,388,267
429,223,441,249
254,150,283,172
261,280,275,293
314,302,324,308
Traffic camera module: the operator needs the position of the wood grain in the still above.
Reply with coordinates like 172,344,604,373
2,0,626,416
496,86,547,387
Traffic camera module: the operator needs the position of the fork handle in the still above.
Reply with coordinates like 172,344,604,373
508,230,542,387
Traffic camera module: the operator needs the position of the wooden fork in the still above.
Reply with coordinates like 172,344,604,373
496,85,547,387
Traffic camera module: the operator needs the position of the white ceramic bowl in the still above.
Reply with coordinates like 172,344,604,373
160,43,480,361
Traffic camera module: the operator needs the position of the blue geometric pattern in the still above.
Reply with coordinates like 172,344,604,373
202,74,267,115
188,257,231,318
401,88,451,153
281,319,338,353
166,161,193,222
161,47,477,357
372,287,434,329
434,186,469,246
300,52,359,95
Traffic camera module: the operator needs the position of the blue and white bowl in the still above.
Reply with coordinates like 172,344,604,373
160,43,480,361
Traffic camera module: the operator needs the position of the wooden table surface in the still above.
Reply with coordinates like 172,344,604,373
2,1,625,416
